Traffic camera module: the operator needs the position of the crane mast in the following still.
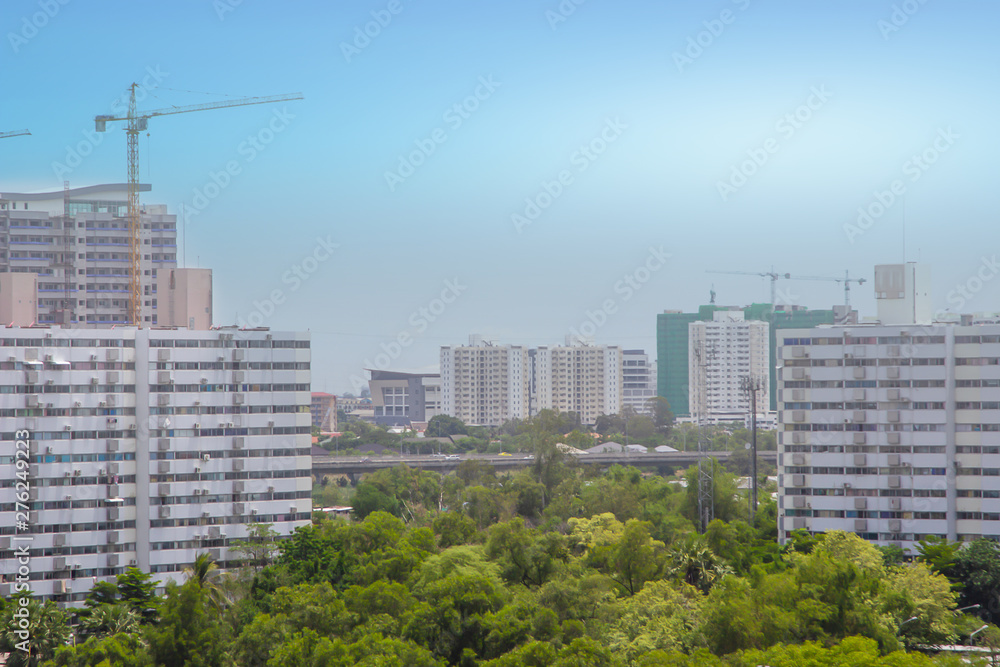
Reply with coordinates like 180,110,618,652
127,84,142,328
96,86,303,326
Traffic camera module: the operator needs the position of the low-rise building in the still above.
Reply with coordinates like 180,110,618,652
368,370,442,427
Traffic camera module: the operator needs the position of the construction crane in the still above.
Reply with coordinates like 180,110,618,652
0,129,31,139
95,86,304,326
793,270,866,307
707,269,790,305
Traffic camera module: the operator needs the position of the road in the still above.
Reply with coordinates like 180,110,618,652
312,450,777,476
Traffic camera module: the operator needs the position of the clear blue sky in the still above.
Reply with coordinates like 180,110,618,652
2,0,998,393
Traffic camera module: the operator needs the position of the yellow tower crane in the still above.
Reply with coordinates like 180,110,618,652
0,129,31,139
95,86,303,326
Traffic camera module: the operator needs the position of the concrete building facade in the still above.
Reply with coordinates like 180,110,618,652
0,327,312,604
658,303,849,416
623,349,656,415
0,184,177,326
156,268,212,330
688,310,770,423
0,272,38,325
310,392,337,432
440,337,632,426
441,336,530,426
775,316,1000,551
368,370,442,426
533,343,622,424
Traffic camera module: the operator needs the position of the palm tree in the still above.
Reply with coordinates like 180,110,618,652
0,598,71,666
184,552,225,608
78,603,141,639
667,535,733,593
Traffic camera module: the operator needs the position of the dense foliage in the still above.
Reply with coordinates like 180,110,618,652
2,411,996,665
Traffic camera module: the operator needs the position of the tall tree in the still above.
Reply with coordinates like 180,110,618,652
0,598,71,667
145,580,225,667
646,396,676,435
948,538,1000,624
231,523,280,571
426,414,468,437
185,552,225,610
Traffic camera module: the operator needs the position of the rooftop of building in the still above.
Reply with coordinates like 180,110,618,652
0,183,151,200
366,369,441,380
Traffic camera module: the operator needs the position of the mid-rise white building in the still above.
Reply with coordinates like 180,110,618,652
0,184,177,326
440,336,530,426
689,310,769,423
623,349,656,415
440,336,631,426
533,342,622,424
0,326,312,604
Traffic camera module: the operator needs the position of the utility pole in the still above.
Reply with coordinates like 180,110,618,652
741,375,765,521
693,342,716,533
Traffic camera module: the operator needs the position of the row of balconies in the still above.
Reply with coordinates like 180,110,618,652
155,482,276,500
784,366,927,380
785,495,909,511
787,431,908,445
786,387,914,401
788,452,908,466
787,344,906,358
789,473,913,488
788,409,915,424
785,517,907,534
155,502,299,519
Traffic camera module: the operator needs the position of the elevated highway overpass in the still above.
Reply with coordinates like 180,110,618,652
312,450,777,477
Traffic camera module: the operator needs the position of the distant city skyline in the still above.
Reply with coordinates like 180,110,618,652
4,0,999,393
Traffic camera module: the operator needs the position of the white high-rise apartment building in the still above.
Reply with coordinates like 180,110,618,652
0,327,312,604
688,310,769,423
440,336,530,426
622,350,656,415
0,184,177,326
533,342,622,424
776,263,1000,551
775,322,988,551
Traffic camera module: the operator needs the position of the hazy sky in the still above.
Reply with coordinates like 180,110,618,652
2,0,998,393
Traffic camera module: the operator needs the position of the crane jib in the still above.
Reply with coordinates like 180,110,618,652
90,87,304,325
